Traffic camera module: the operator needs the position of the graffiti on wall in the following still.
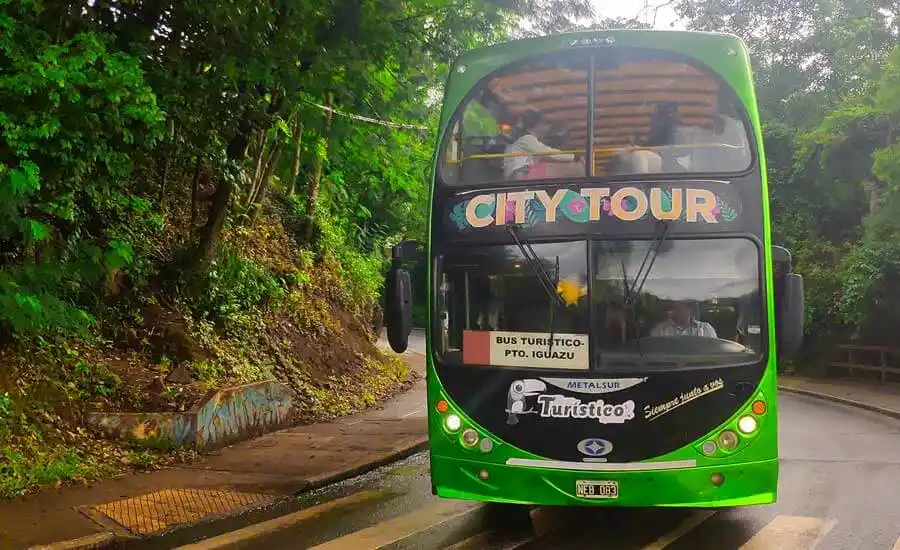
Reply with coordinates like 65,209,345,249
195,381,293,450
87,380,293,451
88,412,196,450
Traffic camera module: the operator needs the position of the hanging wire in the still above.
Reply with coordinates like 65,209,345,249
301,99,431,131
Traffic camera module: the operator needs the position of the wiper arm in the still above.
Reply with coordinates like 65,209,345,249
621,219,673,361
626,219,672,306
507,226,565,309
547,255,560,354
620,257,645,361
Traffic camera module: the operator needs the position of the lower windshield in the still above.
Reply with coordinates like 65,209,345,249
436,238,763,371
436,241,590,370
593,238,763,369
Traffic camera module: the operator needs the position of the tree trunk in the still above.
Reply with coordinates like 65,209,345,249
248,144,282,218
248,141,281,206
158,118,176,210
305,92,333,241
867,182,879,214
192,174,234,272
189,156,202,232
189,126,251,273
287,119,304,196
251,130,268,190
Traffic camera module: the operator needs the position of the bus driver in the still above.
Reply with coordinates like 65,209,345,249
650,301,718,338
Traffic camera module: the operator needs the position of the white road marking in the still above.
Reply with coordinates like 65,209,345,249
641,510,717,549
739,516,837,550
401,406,424,418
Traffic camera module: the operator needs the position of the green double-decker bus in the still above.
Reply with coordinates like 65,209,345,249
385,29,805,508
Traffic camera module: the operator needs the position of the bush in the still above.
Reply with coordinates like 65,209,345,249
312,208,386,313
193,249,286,328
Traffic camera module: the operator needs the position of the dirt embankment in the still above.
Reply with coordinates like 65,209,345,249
0,208,416,497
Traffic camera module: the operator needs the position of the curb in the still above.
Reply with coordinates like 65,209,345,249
303,437,429,492
32,437,429,550
778,385,900,420
29,532,119,550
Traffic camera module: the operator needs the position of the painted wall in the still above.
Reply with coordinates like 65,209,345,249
195,381,293,450
87,380,293,451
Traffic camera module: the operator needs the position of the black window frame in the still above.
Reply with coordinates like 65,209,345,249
436,46,759,191
430,234,769,373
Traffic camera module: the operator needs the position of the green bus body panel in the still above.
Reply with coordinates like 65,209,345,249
424,29,778,508
431,457,778,507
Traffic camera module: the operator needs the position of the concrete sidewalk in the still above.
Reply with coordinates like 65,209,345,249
0,350,428,550
779,374,900,419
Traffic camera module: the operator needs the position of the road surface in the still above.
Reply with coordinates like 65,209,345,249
169,333,900,549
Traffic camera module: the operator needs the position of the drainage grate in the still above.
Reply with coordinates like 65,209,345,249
86,488,275,536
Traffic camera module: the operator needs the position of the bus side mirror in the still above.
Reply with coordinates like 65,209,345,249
772,246,804,357
384,240,420,353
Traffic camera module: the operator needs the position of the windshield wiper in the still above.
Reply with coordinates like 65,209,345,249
625,219,672,307
620,258,645,360
621,219,673,361
507,226,565,309
547,255,561,354
506,226,565,354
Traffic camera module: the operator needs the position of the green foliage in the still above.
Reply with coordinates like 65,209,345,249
315,208,386,312
194,249,286,329
0,392,12,438
678,2,900,357
839,252,900,345
0,8,163,338
1,447,89,497
0,267,97,336
873,142,900,190
190,359,224,388
70,359,120,399
0,0,606,497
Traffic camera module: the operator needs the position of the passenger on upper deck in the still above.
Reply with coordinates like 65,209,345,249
672,92,749,172
616,92,748,175
502,110,579,180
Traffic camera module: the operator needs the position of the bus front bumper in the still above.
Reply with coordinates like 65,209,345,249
430,454,778,507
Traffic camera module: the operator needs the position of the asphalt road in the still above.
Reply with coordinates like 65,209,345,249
170,333,900,550
173,395,900,550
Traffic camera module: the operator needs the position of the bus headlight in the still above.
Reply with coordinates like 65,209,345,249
445,414,462,432
718,430,739,450
738,415,758,434
461,428,479,447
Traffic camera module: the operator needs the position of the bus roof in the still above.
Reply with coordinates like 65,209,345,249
438,30,759,150
450,29,749,69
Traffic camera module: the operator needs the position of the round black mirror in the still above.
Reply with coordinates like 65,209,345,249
385,267,412,353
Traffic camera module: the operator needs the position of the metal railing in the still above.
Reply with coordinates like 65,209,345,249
828,345,900,381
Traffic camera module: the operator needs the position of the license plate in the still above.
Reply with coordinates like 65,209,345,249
575,480,619,499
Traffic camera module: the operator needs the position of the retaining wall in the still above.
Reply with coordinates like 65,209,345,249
87,380,293,451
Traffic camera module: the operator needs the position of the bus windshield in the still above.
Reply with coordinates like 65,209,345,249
592,238,763,369
439,48,753,185
436,238,763,371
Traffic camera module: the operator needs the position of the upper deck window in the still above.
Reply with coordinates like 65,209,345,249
439,48,753,186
